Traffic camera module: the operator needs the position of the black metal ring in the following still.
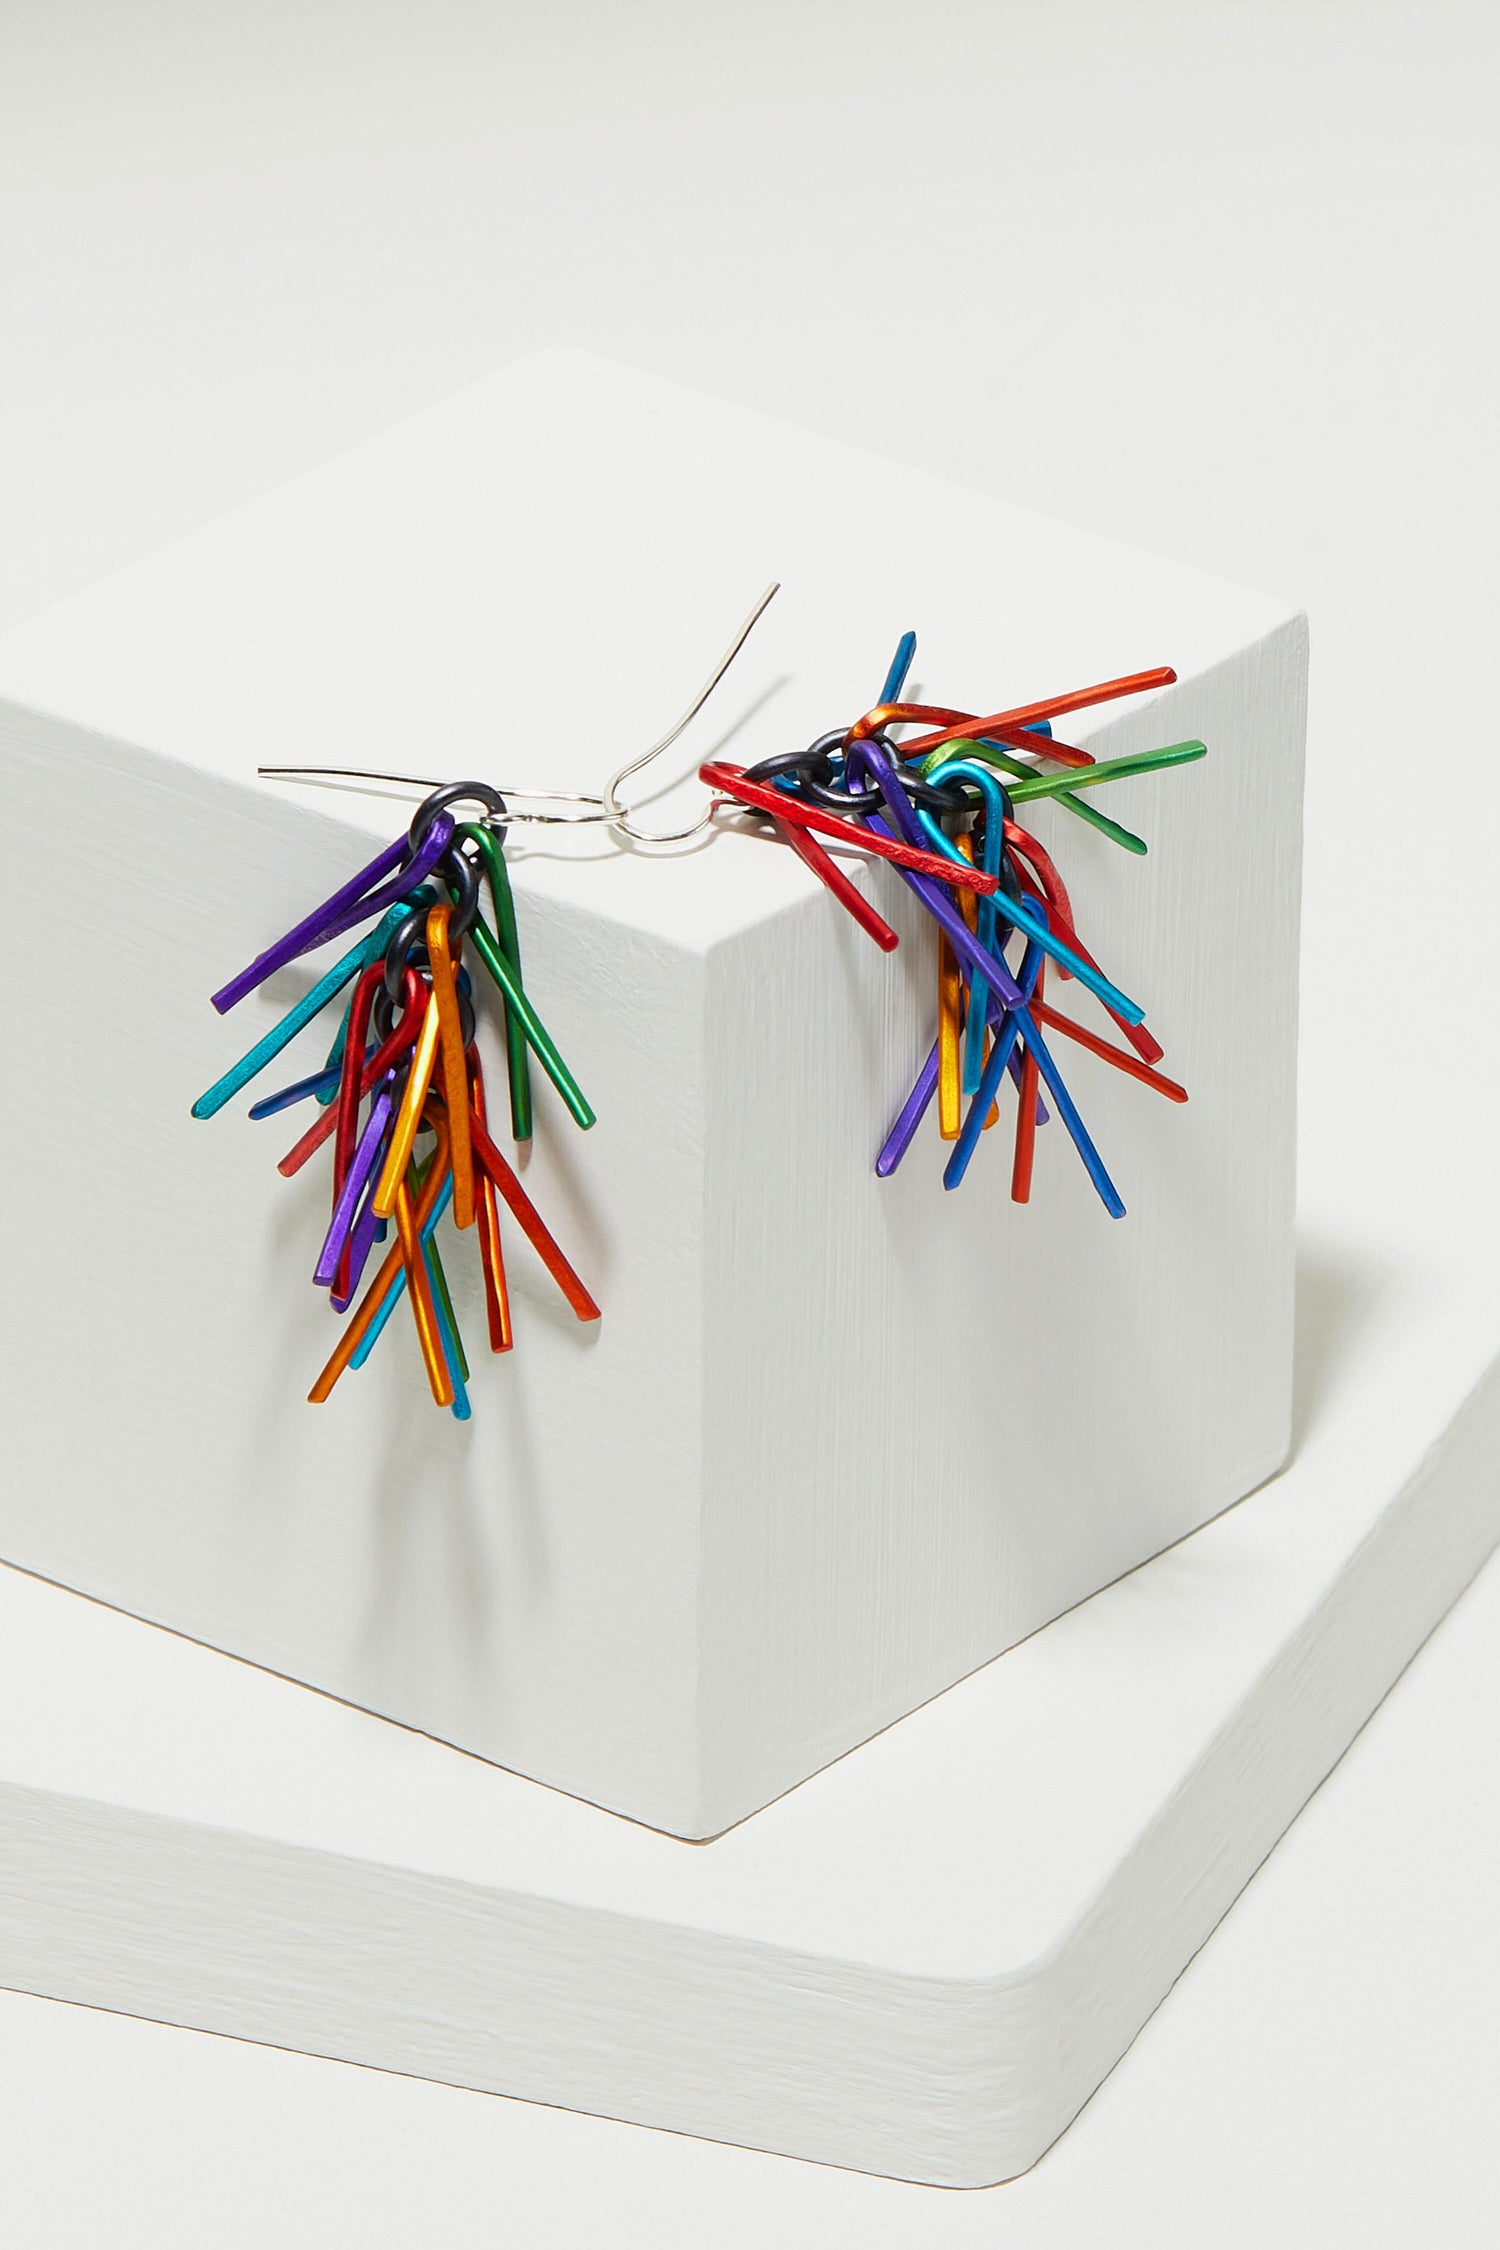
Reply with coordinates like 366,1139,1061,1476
437,839,481,940
409,779,509,850
793,729,885,813
382,903,432,1004
741,745,837,790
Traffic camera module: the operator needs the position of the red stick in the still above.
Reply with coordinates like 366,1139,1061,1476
998,848,1165,1067
277,969,424,1178
467,1051,513,1353
700,762,997,895
468,1111,601,1324
896,667,1178,759
1033,1000,1187,1100
844,703,1093,770
974,720,1093,770
771,813,899,951
1003,820,1076,947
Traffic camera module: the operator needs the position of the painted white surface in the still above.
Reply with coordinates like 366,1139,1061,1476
2,2,1497,2235
0,1046,1493,2183
0,354,1303,1837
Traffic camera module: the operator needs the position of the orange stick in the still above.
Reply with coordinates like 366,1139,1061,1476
938,932,962,1140
468,1052,513,1353
308,1129,453,1402
373,991,441,1218
848,702,1094,771
892,668,1178,759
394,1171,453,1406
427,904,475,1228
468,1111,600,1324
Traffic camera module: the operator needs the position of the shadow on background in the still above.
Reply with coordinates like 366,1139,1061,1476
1290,1234,1392,1459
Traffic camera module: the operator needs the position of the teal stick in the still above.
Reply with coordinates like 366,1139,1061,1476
191,905,406,1120
426,1236,472,1419
350,1173,456,1368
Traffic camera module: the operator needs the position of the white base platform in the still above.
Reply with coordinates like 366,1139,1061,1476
0,1074,1496,2188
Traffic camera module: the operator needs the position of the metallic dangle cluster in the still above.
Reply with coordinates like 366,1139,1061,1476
195,601,1207,1416
193,781,599,1417
700,635,1203,1205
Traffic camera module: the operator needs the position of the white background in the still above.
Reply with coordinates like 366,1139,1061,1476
1,1,1497,2239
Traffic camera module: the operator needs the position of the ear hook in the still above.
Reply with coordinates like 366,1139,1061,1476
601,580,780,844
255,581,781,843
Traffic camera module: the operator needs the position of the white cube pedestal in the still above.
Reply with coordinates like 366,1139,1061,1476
0,1068,1494,2186
0,351,1305,1838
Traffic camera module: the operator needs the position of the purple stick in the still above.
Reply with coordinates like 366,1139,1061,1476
876,1040,940,1177
331,1196,385,1316
212,814,455,1015
868,818,1025,1008
314,1083,394,1287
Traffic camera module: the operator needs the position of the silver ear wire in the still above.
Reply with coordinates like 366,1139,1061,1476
256,581,780,842
600,581,780,844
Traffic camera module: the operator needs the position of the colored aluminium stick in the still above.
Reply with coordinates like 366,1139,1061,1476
192,920,396,1120
898,666,1178,760
942,929,1044,1190
469,1052,513,1353
925,772,1006,1097
331,1171,387,1314
465,911,596,1130
862,809,1026,1008
426,903,475,1228
423,1231,472,1418
276,968,424,1176
373,995,442,1218
944,1011,1023,1190
853,703,1095,771
393,1174,453,1408
700,761,998,895
773,812,900,951
458,822,533,1142
1032,1000,1188,1100
1012,959,1043,1202
876,1040,940,1177
314,1083,394,1286
332,962,386,1294
349,1170,456,1370
317,909,412,1103
938,933,963,1138
208,833,408,1014
468,1110,600,1323
308,1136,453,1401
210,816,455,1014
899,805,1143,1025
1011,1003,1125,1216
878,632,917,704
980,982,1126,1217
248,1063,344,1119
1003,740,1208,803
1036,910,1165,1067
967,738,1147,854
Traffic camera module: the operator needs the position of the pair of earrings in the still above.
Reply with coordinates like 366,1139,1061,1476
195,590,1204,1410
